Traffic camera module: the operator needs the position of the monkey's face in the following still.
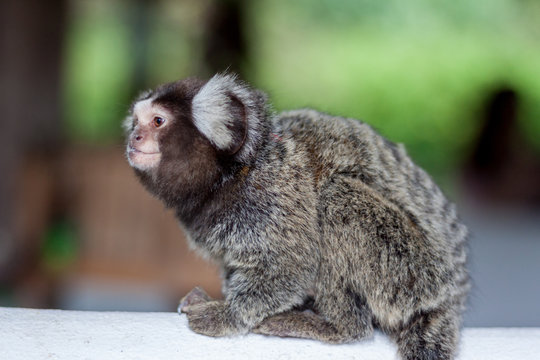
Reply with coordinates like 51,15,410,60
125,78,230,203
124,74,263,203
125,78,208,173
126,97,171,171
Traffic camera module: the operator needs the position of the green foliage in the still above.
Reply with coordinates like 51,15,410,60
63,1,197,143
144,15,193,85
249,0,540,186
42,220,78,273
63,4,134,142
62,0,540,188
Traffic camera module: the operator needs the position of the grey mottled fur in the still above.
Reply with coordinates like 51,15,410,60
126,74,469,360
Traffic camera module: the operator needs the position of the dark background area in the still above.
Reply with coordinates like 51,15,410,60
0,0,539,326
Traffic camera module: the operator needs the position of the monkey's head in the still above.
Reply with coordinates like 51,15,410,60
124,73,268,207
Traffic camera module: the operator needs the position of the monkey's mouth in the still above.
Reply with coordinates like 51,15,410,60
128,146,160,155
127,146,161,169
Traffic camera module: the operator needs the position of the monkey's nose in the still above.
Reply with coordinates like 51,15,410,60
135,134,143,141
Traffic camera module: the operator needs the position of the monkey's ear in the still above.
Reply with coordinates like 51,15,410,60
192,73,249,155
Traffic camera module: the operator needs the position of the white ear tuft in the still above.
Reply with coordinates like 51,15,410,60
192,73,242,151
122,115,134,134
192,73,268,161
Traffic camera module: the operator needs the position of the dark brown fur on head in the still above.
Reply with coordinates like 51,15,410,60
125,75,268,221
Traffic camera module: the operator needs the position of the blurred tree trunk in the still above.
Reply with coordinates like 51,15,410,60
0,0,66,283
463,87,540,206
129,0,152,93
201,0,248,77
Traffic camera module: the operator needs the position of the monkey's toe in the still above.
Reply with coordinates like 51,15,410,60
178,287,212,314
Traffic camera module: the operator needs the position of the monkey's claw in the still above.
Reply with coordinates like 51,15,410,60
178,287,212,314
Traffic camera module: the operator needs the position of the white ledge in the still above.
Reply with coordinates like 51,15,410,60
1,307,539,360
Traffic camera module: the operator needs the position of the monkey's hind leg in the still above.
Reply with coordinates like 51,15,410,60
253,310,330,340
253,309,362,344
254,287,374,344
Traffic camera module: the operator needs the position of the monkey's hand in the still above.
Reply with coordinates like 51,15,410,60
178,287,212,314
181,300,243,337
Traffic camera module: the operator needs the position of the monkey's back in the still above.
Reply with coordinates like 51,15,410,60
278,109,468,248
276,109,469,324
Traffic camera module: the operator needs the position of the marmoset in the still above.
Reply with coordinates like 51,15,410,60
125,74,469,360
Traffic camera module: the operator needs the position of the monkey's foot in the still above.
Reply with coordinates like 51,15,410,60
183,300,242,337
178,287,212,314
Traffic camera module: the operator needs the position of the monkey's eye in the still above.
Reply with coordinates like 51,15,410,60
153,116,165,128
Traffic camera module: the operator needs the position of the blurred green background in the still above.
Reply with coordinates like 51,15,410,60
1,0,539,326
63,0,540,188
